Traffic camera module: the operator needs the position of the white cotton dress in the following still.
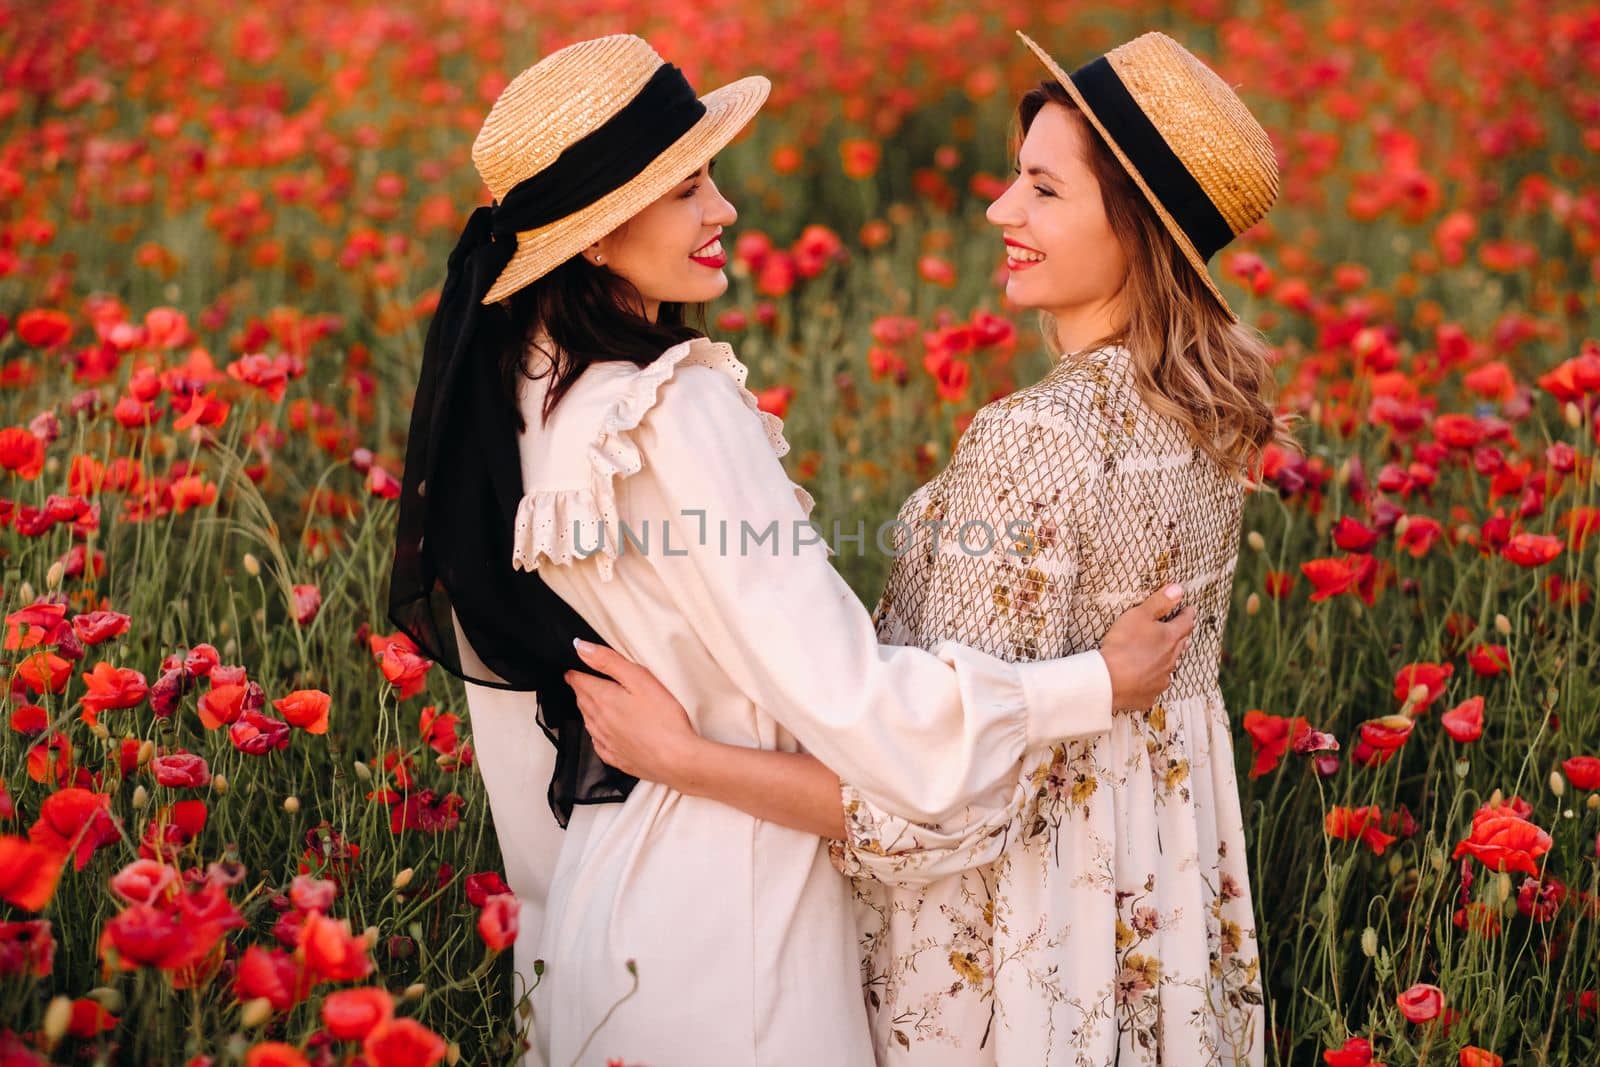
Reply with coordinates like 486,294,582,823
454,336,1116,1067
830,344,1264,1066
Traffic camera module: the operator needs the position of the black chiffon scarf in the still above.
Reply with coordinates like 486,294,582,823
387,64,706,826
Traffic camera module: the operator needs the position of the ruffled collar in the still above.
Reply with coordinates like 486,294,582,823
510,336,817,581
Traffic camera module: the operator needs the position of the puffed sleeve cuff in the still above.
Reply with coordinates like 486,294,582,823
1017,649,1113,748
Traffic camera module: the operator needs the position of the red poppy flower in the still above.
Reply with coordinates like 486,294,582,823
1562,755,1600,790
1393,662,1453,712
477,893,520,952
1466,644,1509,677
1396,982,1444,1023
15,309,73,348
1500,533,1561,567
243,1043,310,1067
322,987,394,1041
170,474,217,513
418,706,459,757
229,711,292,755
1463,360,1515,401
66,998,117,1039
1459,1047,1502,1067
109,859,179,906
4,602,68,650
209,663,247,686
0,836,65,911
1324,805,1397,855
362,1018,447,1067
290,584,321,626
299,912,372,983
101,902,189,968
1301,554,1381,603
1432,413,1485,450
226,354,292,403
1562,506,1600,551
1536,349,1600,402
1452,805,1553,874
1516,876,1564,922
273,690,330,734
1397,515,1443,557
1332,516,1379,552
235,945,313,1013
9,704,47,735
283,876,334,917
197,684,247,730
1322,1036,1374,1067
185,644,221,677
389,789,462,834
112,395,162,429
1359,715,1414,754
366,465,401,499
26,732,72,786
369,632,433,700
754,385,794,420
839,139,881,180
137,800,208,864
1441,697,1484,743
29,788,119,870
151,753,211,789
17,652,72,695
1242,710,1310,778
80,662,149,716
1264,570,1295,598
70,611,130,645
0,427,45,479
464,871,512,907
0,919,56,977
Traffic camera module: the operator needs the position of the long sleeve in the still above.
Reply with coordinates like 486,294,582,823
621,364,1112,826
451,613,561,1066
831,374,1110,885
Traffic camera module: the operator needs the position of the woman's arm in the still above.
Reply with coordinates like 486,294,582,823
568,640,846,839
567,577,1191,844
607,364,1187,825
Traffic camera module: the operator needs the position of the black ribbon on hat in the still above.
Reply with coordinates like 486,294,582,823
387,63,706,826
1070,56,1236,261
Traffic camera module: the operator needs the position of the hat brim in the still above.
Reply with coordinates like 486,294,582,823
481,75,771,304
1016,33,1239,323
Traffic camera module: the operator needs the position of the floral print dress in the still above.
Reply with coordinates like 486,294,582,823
831,344,1264,1066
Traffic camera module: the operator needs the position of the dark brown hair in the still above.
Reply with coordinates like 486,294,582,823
1016,80,1296,477
494,252,705,431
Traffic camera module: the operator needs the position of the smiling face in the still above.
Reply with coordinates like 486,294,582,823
590,159,735,320
985,102,1128,326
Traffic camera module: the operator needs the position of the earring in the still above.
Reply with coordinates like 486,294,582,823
593,253,604,264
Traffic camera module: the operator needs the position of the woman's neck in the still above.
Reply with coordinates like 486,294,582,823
1050,303,1125,356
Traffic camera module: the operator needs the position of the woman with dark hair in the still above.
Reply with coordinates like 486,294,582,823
568,31,1291,1066
387,34,1192,1067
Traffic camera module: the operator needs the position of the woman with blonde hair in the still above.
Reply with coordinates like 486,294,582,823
387,33,1195,1067
571,30,1292,1065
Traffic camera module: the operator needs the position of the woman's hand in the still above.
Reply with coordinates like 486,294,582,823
566,639,705,790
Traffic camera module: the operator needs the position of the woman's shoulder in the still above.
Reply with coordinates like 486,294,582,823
528,336,773,443
961,346,1127,449
512,335,811,578
607,336,792,456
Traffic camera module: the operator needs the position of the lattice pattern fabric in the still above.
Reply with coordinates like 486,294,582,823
832,344,1264,1066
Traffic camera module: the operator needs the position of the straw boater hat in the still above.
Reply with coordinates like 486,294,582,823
388,35,770,704
1016,31,1279,321
473,35,769,304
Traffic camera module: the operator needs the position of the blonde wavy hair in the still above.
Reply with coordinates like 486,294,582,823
1016,81,1299,479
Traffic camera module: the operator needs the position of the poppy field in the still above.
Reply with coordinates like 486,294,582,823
1,0,1599,1064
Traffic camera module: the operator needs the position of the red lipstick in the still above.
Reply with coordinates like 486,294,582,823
689,231,726,269
1003,236,1046,272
